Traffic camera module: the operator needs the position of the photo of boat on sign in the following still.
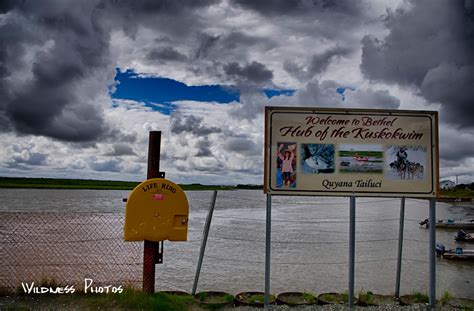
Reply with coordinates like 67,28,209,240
338,144,384,173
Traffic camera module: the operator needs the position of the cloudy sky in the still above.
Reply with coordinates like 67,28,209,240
1,0,473,185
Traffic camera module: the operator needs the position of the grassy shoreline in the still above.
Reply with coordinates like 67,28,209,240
1,177,471,200
0,177,261,191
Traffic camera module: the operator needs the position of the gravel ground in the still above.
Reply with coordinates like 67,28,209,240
228,306,461,310
1,295,470,310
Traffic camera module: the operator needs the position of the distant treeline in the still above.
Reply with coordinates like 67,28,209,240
0,177,263,191
454,182,474,190
439,183,474,200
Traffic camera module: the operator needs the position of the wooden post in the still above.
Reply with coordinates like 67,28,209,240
143,131,162,293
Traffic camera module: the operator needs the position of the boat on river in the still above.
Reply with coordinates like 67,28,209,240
419,218,474,229
436,243,474,261
454,230,474,243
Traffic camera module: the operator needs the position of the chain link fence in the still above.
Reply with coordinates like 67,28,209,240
1,212,142,292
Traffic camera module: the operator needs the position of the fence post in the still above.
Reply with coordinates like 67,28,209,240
143,131,162,293
192,190,218,295
395,197,405,297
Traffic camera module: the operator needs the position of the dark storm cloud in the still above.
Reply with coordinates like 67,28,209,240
308,47,351,75
147,47,188,63
439,129,474,162
235,0,362,16
230,78,400,121
104,0,219,14
108,129,137,144
89,158,121,172
224,137,260,156
0,0,19,13
105,143,137,156
0,0,111,142
224,61,273,84
5,145,48,170
195,33,221,59
221,31,276,51
11,153,47,166
344,88,400,110
284,46,351,81
195,137,213,157
103,0,219,38
235,0,369,41
0,0,219,143
360,0,474,128
170,114,221,135
420,63,474,125
194,31,277,60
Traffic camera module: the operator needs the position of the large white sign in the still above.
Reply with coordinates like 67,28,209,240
264,107,439,197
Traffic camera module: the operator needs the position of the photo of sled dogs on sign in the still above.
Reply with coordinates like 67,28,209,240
386,146,426,180
300,144,335,174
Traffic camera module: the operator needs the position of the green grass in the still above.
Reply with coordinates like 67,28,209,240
246,294,265,304
320,293,343,303
279,292,316,305
195,292,233,303
358,290,374,304
0,177,253,191
302,292,316,304
2,289,198,310
0,177,139,190
440,291,453,304
97,290,195,310
412,291,429,303
341,291,348,302
5,278,201,311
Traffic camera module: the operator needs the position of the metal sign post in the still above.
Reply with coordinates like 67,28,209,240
429,198,436,308
348,196,356,307
264,194,272,308
395,197,405,297
143,131,164,293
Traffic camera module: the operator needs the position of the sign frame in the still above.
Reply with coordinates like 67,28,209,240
264,106,439,198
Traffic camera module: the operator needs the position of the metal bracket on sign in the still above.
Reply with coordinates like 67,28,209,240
156,241,163,264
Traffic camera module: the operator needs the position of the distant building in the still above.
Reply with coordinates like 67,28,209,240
440,180,455,190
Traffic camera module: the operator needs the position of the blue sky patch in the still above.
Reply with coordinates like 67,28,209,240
336,87,355,101
112,70,297,114
263,88,295,98
112,69,240,113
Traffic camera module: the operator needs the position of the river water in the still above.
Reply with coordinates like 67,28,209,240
1,189,473,298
